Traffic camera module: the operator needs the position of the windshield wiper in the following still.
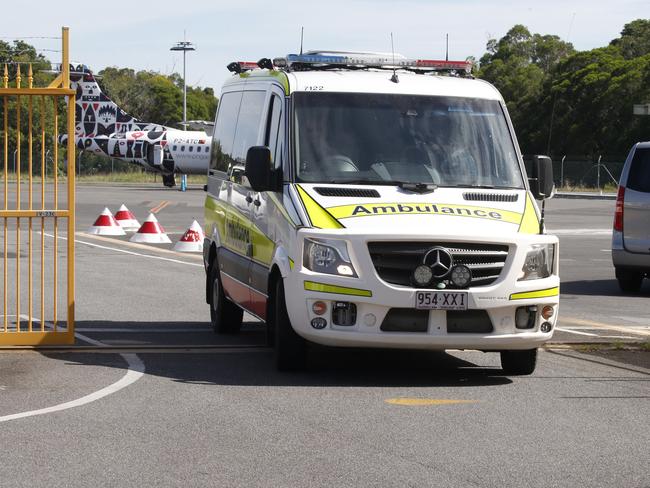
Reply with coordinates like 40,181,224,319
441,184,521,190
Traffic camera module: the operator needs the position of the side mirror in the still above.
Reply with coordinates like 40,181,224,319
525,155,554,200
245,146,280,192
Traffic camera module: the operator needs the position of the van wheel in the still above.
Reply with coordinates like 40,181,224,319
500,349,537,375
615,268,643,293
208,262,243,334
274,279,306,371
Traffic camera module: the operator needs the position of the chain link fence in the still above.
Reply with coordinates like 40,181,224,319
553,156,624,191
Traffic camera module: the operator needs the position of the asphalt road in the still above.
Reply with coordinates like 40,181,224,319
0,184,649,487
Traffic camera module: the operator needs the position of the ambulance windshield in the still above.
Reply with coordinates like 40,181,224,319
294,92,524,189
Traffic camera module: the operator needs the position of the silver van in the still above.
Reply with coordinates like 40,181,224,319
612,142,650,292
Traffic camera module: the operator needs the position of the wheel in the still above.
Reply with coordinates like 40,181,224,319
615,268,643,293
500,349,537,375
273,279,306,371
162,174,176,188
208,260,243,334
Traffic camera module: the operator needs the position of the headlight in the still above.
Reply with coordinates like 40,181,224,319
303,238,357,277
519,244,555,281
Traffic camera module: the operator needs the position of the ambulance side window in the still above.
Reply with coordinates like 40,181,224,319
265,94,283,169
210,91,242,175
231,91,266,164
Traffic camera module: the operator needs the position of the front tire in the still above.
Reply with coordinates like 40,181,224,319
208,261,243,334
615,268,643,293
500,349,537,375
274,279,306,371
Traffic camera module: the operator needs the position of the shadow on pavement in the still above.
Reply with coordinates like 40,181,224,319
561,279,650,297
42,322,514,387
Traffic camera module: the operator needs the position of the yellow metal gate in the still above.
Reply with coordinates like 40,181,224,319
0,28,75,346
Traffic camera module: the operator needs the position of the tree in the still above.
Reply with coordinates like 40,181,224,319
610,19,650,59
478,25,574,153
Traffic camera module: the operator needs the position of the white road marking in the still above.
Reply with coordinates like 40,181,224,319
0,353,144,423
44,233,202,268
555,327,635,339
614,316,650,326
549,229,612,236
0,320,146,423
561,317,650,337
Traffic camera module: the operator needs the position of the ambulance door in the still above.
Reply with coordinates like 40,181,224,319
222,89,267,314
250,88,285,319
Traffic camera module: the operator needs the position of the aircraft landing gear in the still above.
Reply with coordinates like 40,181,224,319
162,174,176,188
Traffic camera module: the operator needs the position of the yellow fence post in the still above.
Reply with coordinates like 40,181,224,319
0,26,75,346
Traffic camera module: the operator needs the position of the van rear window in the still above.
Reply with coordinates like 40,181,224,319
627,148,650,193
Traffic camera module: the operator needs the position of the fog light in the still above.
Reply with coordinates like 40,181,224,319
541,305,554,320
412,265,433,287
364,313,377,326
540,322,552,333
450,265,472,288
312,301,327,316
332,301,357,326
311,317,327,329
515,306,536,329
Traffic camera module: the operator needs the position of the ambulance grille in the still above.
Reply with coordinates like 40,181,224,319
314,187,380,198
463,192,519,202
368,242,509,288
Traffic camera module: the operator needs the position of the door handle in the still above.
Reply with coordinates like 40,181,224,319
253,198,261,207
245,195,253,204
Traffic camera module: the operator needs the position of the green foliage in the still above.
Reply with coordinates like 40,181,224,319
610,19,650,59
478,19,650,161
96,66,217,127
479,25,575,154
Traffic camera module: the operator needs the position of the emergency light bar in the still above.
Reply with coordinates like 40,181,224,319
272,53,472,73
226,61,260,73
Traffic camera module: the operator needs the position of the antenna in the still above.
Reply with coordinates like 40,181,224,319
390,32,399,83
300,27,304,55
445,33,449,61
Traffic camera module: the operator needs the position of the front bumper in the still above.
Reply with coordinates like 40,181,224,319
285,230,560,351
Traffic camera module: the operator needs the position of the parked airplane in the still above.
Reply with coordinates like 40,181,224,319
61,64,212,187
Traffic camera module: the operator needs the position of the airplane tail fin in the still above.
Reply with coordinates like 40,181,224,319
69,64,164,138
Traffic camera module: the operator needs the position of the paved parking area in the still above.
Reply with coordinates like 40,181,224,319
0,184,648,487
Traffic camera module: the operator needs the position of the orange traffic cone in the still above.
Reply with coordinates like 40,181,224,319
130,213,172,244
174,220,205,252
114,204,140,231
87,207,126,236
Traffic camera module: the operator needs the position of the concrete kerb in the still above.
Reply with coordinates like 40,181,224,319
553,191,616,200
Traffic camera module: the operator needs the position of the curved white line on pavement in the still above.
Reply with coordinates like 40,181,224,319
0,353,145,423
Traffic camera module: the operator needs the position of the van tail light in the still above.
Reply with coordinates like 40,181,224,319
614,186,625,232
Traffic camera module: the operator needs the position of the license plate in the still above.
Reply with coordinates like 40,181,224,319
415,291,468,310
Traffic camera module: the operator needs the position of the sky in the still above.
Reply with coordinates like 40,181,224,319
2,0,648,92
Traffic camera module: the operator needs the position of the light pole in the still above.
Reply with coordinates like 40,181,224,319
170,35,195,131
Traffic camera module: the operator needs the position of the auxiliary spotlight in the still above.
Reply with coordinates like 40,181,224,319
412,265,433,287
450,265,472,288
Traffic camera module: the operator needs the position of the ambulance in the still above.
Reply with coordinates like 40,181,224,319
203,52,559,374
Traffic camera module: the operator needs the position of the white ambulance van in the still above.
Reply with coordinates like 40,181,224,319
204,52,559,374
